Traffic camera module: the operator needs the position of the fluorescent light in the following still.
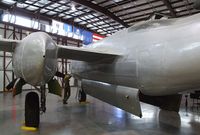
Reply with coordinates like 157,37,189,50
71,4,76,11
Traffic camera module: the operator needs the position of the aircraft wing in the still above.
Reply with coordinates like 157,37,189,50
0,38,20,52
57,45,121,62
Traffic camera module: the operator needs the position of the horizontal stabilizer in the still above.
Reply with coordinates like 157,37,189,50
0,38,19,52
57,45,121,62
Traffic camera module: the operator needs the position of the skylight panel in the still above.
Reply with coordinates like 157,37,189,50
26,5,38,11
17,3,27,8
46,11,57,15
2,0,15,5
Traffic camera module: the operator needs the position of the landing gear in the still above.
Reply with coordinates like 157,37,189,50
25,92,40,127
24,85,46,128
78,89,86,102
40,85,46,113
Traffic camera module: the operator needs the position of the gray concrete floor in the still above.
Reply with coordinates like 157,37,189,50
0,88,200,135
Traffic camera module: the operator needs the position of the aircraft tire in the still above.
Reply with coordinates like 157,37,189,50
78,90,86,102
25,92,40,127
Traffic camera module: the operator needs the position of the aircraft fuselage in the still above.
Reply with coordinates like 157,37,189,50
10,13,200,96
71,13,200,96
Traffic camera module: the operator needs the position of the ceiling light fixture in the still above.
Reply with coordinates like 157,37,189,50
71,3,76,11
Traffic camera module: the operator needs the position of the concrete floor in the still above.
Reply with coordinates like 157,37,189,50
0,88,200,135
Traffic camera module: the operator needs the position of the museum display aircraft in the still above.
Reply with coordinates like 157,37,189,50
1,4,200,127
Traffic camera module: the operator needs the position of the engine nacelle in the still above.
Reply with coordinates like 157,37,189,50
13,32,58,86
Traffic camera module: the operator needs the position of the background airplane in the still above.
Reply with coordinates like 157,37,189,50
1,6,200,128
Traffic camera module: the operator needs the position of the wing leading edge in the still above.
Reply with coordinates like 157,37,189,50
0,38,121,62
57,45,121,62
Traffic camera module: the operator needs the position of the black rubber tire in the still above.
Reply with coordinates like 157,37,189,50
25,92,40,127
78,90,86,102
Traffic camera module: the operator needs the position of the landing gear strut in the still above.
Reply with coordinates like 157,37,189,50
24,85,46,127
40,85,46,113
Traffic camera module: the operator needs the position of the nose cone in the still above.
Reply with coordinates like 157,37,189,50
13,32,54,86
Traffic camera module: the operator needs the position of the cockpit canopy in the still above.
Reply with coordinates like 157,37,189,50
128,19,175,32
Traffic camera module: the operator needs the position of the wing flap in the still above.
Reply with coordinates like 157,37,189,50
0,38,20,52
82,79,142,117
57,45,121,62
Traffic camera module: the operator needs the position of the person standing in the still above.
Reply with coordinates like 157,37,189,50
63,74,71,104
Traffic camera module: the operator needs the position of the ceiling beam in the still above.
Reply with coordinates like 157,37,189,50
97,0,108,5
117,0,184,18
119,3,169,18
104,0,131,9
161,0,177,17
126,2,194,24
99,24,123,30
113,0,158,14
118,3,165,18
69,0,129,28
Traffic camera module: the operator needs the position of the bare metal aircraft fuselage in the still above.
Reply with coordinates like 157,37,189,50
71,13,200,96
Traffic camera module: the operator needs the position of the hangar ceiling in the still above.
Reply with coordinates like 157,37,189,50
0,0,199,36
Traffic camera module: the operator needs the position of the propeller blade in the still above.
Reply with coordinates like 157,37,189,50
5,78,18,91
48,78,62,97
13,78,26,97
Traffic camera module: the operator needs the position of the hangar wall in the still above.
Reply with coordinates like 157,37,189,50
0,23,29,91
